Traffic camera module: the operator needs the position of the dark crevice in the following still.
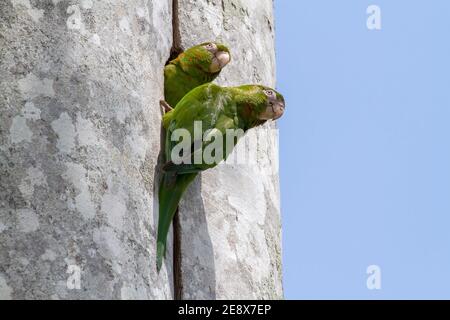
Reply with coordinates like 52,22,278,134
170,0,183,300
169,0,183,63
173,209,183,300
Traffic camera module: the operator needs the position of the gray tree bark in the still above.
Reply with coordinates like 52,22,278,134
0,0,173,299
0,0,282,300
176,0,283,299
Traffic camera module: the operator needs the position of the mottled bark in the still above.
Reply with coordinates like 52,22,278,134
0,0,282,300
0,0,173,299
176,0,283,299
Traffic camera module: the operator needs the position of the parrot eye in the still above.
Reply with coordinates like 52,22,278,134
204,43,216,51
263,90,275,97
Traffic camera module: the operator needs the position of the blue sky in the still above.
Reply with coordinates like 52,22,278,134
275,0,450,299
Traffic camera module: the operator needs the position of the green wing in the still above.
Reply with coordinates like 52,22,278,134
163,83,239,173
157,83,236,271
164,63,203,107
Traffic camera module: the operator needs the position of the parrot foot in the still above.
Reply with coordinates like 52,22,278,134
160,100,173,114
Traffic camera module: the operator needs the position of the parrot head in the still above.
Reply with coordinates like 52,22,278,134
201,42,231,73
179,42,231,76
257,86,286,120
235,85,285,122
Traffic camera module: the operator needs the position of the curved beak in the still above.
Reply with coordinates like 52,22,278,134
216,51,231,68
209,51,231,73
258,100,286,121
272,100,285,120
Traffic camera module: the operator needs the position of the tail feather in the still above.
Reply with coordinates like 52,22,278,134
156,172,198,271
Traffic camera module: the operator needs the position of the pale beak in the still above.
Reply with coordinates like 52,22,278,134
273,100,285,120
258,100,286,121
209,51,231,73
216,51,231,68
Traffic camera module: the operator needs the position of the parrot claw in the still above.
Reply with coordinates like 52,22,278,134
160,100,173,114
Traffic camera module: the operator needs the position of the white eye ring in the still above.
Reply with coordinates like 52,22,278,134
264,90,275,97
205,43,215,50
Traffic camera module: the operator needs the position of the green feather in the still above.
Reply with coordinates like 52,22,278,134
156,83,284,270
164,42,230,107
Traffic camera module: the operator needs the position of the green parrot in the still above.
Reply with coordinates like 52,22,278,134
164,42,231,108
156,83,285,270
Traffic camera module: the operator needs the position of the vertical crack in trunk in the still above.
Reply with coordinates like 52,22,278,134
173,209,183,300
170,0,183,300
170,0,182,59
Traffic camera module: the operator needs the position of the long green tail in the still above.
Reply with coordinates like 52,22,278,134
156,172,198,271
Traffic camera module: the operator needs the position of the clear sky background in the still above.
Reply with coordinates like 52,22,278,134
275,0,450,299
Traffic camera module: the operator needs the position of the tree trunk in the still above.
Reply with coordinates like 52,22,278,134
175,0,283,299
0,0,282,300
0,0,173,299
